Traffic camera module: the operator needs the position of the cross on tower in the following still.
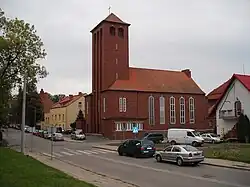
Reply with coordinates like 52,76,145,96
108,6,111,14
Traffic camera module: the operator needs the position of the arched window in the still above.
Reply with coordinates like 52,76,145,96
118,28,124,38
110,26,115,36
148,96,155,125
170,97,176,124
179,97,185,124
234,98,242,116
159,96,165,124
189,97,195,123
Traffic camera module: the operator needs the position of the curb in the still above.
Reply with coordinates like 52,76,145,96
201,162,250,172
92,146,250,172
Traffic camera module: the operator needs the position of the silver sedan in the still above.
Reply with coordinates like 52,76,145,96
154,145,204,166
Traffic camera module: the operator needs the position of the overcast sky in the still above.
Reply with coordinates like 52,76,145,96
2,0,250,95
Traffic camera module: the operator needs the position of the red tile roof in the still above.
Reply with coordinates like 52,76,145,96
91,13,130,32
51,93,86,109
208,74,250,116
108,67,205,94
207,79,230,100
104,13,126,24
39,89,54,113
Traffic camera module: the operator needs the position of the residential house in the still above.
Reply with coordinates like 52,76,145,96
207,80,230,131
44,92,86,130
39,89,54,129
84,13,209,140
209,74,250,138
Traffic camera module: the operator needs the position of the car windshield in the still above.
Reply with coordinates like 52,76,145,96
192,131,200,136
183,145,198,152
210,134,218,137
141,140,154,146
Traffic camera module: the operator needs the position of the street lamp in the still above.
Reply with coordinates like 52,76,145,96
21,76,27,153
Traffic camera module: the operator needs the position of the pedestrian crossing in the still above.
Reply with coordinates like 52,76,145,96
43,148,115,158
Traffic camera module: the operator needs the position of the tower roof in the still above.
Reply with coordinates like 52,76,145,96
91,13,130,32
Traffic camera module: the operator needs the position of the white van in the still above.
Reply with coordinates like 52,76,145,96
167,128,204,147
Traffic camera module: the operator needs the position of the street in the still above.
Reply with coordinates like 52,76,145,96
5,129,250,187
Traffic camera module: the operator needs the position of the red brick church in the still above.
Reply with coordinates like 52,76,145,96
85,13,209,139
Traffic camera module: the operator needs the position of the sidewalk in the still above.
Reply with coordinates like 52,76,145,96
28,152,137,187
92,145,250,171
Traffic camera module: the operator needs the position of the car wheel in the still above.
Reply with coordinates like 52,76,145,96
192,141,198,147
170,141,176,145
193,162,199,166
118,150,123,156
156,155,162,162
176,157,183,166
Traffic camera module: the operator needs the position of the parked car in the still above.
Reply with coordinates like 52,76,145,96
24,126,29,133
201,133,221,144
143,133,164,143
118,139,156,158
154,145,204,166
33,130,39,136
63,129,73,135
51,133,64,141
44,132,52,139
71,130,86,140
167,128,204,147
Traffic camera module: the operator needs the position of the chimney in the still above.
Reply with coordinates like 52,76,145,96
40,89,44,94
78,92,82,96
69,94,73,99
182,69,191,78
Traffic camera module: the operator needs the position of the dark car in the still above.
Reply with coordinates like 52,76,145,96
143,133,164,143
117,139,156,158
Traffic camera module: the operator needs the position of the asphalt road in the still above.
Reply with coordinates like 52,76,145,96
4,129,250,187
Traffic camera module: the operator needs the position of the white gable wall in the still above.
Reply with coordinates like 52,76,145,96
216,79,250,137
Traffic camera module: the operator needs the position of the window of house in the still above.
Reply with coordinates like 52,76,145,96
123,98,126,112
119,98,123,112
116,123,122,131
159,96,165,124
110,26,115,36
115,44,118,50
115,58,118,65
118,28,124,38
103,98,106,112
119,97,126,112
180,97,185,124
148,96,155,125
55,115,57,121
116,73,118,79
59,114,61,121
170,97,176,124
78,102,82,108
189,97,195,123
62,114,64,121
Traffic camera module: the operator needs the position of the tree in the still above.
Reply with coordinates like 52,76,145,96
0,9,47,135
49,94,66,103
236,114,250,143
10,82,44,127
70,122,76,130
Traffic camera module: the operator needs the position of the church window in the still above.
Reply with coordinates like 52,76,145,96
148,96,155,125
110,26,115,36
118,28,124,38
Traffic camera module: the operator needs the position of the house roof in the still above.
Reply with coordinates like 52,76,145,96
51,93,86,109
91,13,130,32
208,74,250,116
207,79,230,100
108,67,205,94
39,89,54,113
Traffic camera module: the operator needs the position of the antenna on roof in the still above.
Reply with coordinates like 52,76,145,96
243,64,245,75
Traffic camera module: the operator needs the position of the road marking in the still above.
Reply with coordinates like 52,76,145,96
76,150,91,155
53,152,63,157
42,152,55,158
64,148,82,155
85,150,99,154
60,151,74,156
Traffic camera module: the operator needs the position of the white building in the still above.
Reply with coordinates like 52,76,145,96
215,74,250,137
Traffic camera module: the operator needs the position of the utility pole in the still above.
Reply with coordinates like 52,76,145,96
21,76,27,153
30,107,36,152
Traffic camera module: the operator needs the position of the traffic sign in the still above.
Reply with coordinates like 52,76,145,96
132,126,138,134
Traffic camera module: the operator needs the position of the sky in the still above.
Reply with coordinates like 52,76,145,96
2,0,250,95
